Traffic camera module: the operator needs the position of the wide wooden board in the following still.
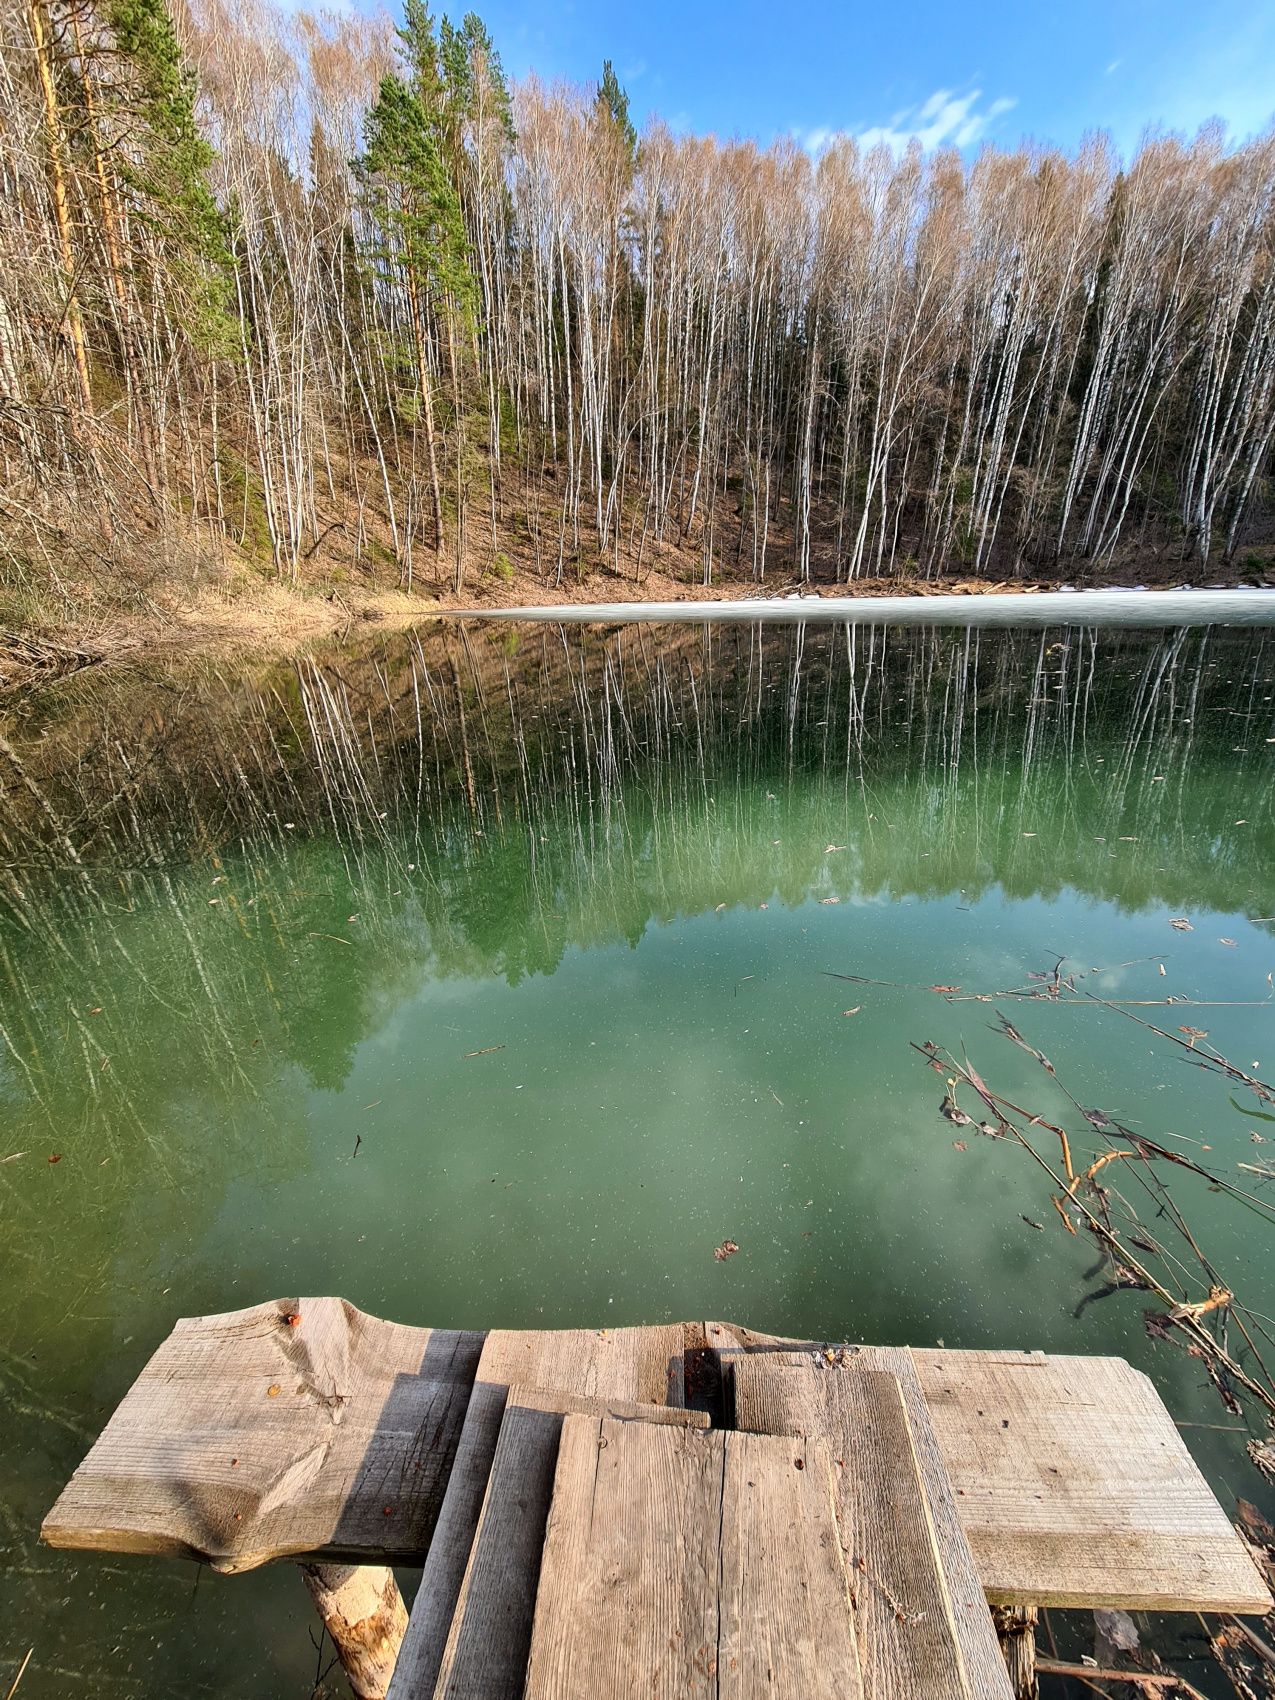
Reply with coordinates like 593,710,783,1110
523,1414,862,1699
735,1357,1008,1700
710,1326,1272,1615
429,1390,709,1700
911,1348,1273,1612
41,1297,483,1572
388,1324,686,1700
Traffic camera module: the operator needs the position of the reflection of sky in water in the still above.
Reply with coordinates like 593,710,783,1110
1,620,1274,1697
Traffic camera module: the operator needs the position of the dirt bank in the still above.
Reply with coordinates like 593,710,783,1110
3,559,1270,693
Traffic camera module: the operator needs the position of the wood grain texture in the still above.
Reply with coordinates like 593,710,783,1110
734,1358,1006,1700
724,1339,1013,1698
711,1328,1272,1615
40,1298,483,1573
431,1390,709,1700
301,1563,408,1700
388,1324,686,1700
523,1415,862,1700
910,1349,1272,1612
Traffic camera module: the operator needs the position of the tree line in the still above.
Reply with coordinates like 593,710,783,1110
2,0,1274,604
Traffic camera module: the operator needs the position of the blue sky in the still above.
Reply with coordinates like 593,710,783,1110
462,0,1275,159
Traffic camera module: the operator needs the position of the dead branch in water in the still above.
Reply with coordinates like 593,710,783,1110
912,990,1275,1430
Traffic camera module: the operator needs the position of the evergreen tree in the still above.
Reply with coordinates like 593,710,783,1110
441,13,515,147
106,0,229,337
361,1,477,334
358,0,486,569
595,58,637,166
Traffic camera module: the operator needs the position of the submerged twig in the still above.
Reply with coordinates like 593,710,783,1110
3,1650,32,1700
913,1000,1275,1426
1036,1659,1209,1697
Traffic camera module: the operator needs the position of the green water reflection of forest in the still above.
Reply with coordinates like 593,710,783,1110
1,618,1274,1698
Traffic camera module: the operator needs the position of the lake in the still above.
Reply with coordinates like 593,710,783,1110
2,613,1274,1696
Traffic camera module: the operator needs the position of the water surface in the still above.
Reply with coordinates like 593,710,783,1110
2,618,1274,1696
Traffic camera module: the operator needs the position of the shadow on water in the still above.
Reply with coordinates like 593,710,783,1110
1,616,1274,1695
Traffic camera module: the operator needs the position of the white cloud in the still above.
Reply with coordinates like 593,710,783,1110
796,88,1018,158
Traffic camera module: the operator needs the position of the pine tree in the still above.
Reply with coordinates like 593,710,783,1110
106,0,229,341
596,59,637,166
359,0,482,572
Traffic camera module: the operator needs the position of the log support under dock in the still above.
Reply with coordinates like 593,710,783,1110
992,1605,1039,1700
301,1564,407,1700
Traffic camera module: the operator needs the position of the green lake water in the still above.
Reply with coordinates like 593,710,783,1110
2,616,1274,1696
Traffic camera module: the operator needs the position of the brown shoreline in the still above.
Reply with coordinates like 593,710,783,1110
2,569,1269,694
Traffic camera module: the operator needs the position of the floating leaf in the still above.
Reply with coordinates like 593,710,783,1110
713,1239,740,1262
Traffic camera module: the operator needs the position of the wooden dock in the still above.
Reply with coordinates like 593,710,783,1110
41,1299,1273,1699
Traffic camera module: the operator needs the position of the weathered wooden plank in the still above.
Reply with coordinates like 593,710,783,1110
388,1324,686,1700
40,1298,484,1573
430,1390,709,1700
735,1357,1008,1700
710,1326,1272,1615
910,1349,1273,1612
524,1414,862,1700
715,1426,861,1699
724,1334,1013,1698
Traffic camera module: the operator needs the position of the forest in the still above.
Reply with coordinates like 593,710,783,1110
3,0,1275,622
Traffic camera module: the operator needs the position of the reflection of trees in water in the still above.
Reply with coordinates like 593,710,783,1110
6,619,1271,868
0,621,1272,1140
